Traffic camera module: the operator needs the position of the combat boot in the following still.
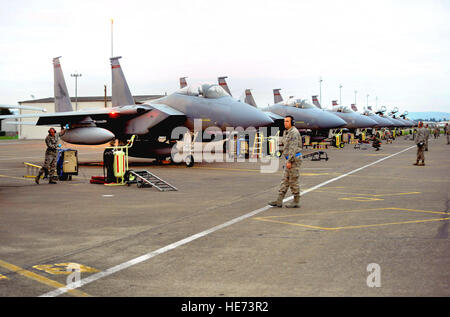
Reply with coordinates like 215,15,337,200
268,194,284,208
413,161,419,166
48,176,57,184
285,195,300,208
35,170,43,184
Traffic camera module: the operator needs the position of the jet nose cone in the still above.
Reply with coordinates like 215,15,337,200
230,100,273,128
252,109,274,128
320,111,347,129
358,115,378,128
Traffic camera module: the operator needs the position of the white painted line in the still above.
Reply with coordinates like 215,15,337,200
102,195,114,197
40,145,416,297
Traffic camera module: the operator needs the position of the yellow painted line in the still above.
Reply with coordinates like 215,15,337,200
0,174,33,181
346,174,450,183
388,207,450,215
0,259,91,297
254,217,327,230
33,263,99,275
373,192,421,197
339,197,384,201
0,273,9,280
254,207,450,231
314,190,421,198
259,207,449,220
258,208,387,220
331,218,450,231
189,166,331,176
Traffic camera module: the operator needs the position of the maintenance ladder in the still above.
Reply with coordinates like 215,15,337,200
129,170,178,191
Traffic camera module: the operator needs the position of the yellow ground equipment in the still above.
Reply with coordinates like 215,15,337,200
333,132,344,148
23,162,42,179
251,131,279,158
103,135,135,186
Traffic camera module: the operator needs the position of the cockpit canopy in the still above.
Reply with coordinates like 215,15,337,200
333,105,354,113
177,84,230,99
281,98,316,109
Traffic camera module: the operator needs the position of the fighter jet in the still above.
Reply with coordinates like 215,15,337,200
263,90,347,130
361,107,394,128
387,107,411,127
235,87,347,144
347,103,392,129
398,111,415,127
326,100,378,129
371,106,402,128
377,107,407,128
216,77,346,132
0,56,273,165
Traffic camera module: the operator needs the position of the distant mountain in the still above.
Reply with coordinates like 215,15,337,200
407,112,449,121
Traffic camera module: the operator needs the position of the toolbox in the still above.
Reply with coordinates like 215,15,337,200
57,149,78,180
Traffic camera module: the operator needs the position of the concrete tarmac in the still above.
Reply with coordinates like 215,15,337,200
0,136,449,297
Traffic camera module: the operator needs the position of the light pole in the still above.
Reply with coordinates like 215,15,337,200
339,84,343,106
366,94,369,110
354,90,357,106
319,77,323,105
71,71,82,111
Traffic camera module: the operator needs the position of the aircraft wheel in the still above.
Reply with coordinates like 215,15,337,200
185,155,194,167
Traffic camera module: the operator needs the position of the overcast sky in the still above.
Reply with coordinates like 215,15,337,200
1,0,449,113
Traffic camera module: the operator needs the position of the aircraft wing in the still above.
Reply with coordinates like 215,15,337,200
0,104,47,112
0,108,118,125
123,103,186,135
0,105,155,125
0,103,186,131
265,111,284,121
146,103,185,116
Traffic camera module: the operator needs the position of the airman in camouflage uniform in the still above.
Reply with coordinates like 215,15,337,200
424,124,430,151
413,121,426,166
269,116,302,208
445,123,449,145
35,127,65,184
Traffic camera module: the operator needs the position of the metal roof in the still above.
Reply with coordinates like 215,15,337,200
19,95,165,104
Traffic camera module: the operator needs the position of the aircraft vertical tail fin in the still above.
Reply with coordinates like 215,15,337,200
312,95,321,108
273,89,283,104
179,77,188,89
244,89,257,107
332,100,338,107
110,56,135,107
218,76,232,96
53,57,73,112
351,104,358,112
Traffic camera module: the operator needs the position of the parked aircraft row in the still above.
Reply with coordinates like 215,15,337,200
205,76,415,132
0,56,415,165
